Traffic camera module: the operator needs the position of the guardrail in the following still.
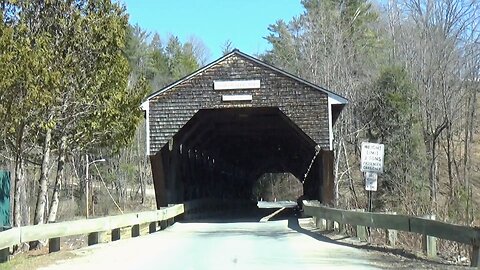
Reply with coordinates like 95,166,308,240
0,204,184,263
303,201,480,267
0,199,258,263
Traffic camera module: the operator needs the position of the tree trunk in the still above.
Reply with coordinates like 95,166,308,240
137,134,145,204
343,140,358,209
464,87,476,192
445,122,454,200
428,138,437,212
33,128,52,225
13,153,30,252
334,140,342,207
47,135,67,223
31,127,52,249
13,154,24,228
13,123,28,230
426,117,447,213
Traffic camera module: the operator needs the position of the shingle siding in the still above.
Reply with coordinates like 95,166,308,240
148,53,330,155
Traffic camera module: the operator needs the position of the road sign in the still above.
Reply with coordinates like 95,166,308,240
365,172,378,191
360,142,384,173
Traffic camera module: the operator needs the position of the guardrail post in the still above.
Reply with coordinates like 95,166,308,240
131,224,140,237
471,243,480,267
167,217,174,227
0,247,9,262
49,237,60,253
149,222,157,233
386,229,397,247
314,217,326,230
159,220,167,230
354,209,368,242
88,232,100,246
111,228,121,241
422,215,437,258
326,220,334,231
385,212,397,247
334,221,345,234
356,225,368,242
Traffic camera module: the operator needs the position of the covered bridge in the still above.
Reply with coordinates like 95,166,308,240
141,50,347,208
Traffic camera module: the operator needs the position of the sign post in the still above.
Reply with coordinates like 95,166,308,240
360,142,384,212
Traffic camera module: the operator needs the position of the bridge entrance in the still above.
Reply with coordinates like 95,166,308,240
142,50,347,208
253,172,303,202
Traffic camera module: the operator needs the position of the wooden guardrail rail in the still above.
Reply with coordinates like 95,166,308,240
0,204,184,263
303,201,480,267
0,199,257,263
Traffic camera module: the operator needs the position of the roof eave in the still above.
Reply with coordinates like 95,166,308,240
234,50,348,104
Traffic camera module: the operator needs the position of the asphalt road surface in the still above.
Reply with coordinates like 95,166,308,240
257,200,298,209
39,217,393,270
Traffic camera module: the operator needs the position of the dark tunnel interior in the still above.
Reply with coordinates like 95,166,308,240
153,107,328,206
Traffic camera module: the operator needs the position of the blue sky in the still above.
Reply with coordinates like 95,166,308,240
116,0,304,61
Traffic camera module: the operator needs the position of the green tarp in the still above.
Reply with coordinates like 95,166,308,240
0,170,10,228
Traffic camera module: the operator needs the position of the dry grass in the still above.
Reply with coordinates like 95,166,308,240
1,250,78,270
1,222,153,270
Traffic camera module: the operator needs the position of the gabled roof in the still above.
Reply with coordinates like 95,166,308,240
143,49,348,104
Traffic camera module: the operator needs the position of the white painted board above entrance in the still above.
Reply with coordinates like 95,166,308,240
213,80,260,90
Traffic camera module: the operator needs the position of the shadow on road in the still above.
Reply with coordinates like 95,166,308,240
287,217,457,269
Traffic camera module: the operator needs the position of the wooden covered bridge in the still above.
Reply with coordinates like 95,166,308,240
141,50,347,208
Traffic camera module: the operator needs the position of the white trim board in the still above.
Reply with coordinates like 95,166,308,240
140,101,151,156
328,96,334,151
214,80,260,90
222,94,253,102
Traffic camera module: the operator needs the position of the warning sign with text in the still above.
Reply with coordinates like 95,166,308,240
360,142,384,173
365,172,378,191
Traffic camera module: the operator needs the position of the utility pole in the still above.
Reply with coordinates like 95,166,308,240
85,154,89,219
85,155,106,218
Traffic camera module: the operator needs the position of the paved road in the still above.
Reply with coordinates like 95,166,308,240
257,200,297,209
40,218,387,270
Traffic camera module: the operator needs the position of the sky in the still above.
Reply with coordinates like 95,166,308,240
116,0,304,61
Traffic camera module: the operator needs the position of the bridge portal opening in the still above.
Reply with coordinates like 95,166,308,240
150,107,333,207
252,172,303,202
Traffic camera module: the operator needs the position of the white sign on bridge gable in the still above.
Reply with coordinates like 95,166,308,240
213,80,260,90
360,142,384,173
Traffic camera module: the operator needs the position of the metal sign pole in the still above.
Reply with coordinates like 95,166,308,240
368,190,372,212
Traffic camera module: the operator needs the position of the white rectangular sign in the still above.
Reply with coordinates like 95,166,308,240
214,80,260,90
222,94,253,102
360,142,384,173
365,172,378,191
